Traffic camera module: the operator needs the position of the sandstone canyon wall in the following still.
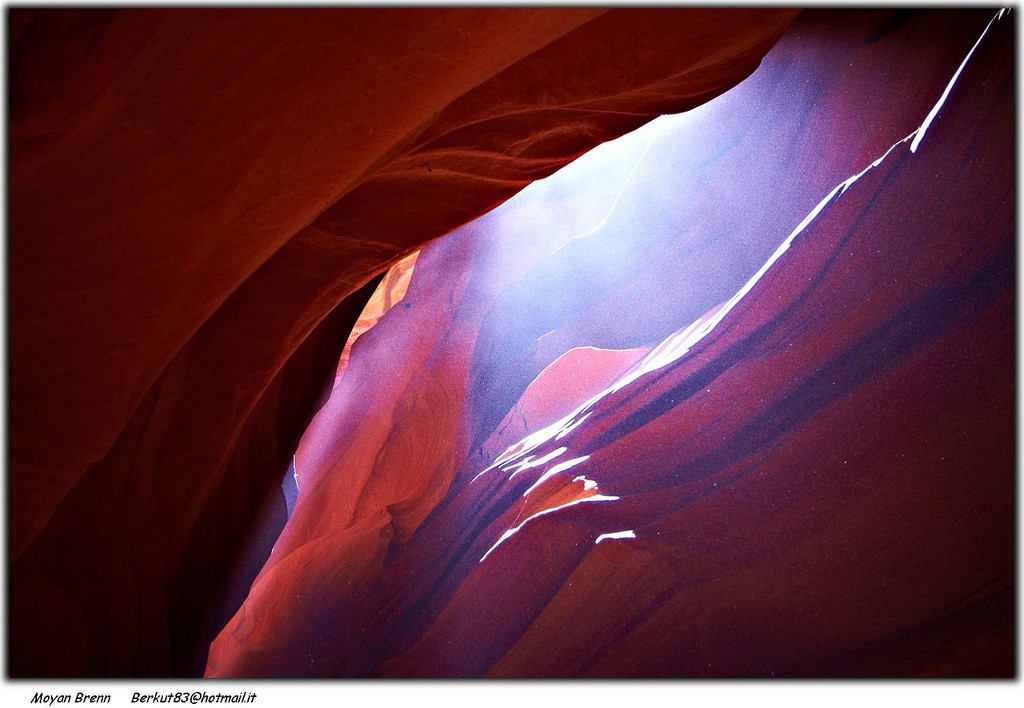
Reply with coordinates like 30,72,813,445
8,8,1014,678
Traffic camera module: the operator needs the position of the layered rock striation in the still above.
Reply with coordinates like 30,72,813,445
8,8,1013,678
209,9,1014,678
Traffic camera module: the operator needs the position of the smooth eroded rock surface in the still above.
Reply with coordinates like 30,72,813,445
9,7,798,677
206,9,1014,678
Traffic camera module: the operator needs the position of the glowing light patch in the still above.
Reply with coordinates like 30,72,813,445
282,455,300,517
572,475,598,491
595,530,636,544
546,131,658,257
468,9,1005,486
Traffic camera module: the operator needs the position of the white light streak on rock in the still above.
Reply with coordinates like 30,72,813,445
595,530,636,544
479,493,620,563
522,456,591,497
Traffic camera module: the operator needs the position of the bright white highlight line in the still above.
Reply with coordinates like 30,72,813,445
595,530,636,544
479,492,620,563
910,8,1005,153
522,456,591,497
502,446,568,479
471,9,1006,563
672,7,1007,357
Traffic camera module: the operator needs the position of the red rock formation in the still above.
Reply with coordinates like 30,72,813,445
205,8,1014,678
330,251,419,387
8,7,799,677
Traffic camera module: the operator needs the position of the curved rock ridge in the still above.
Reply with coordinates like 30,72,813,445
331,250,420,388
8,7,798,677
205,9,1014,677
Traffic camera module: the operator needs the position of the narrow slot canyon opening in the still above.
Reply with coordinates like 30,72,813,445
203,8,1013,679
7,7,1013,681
